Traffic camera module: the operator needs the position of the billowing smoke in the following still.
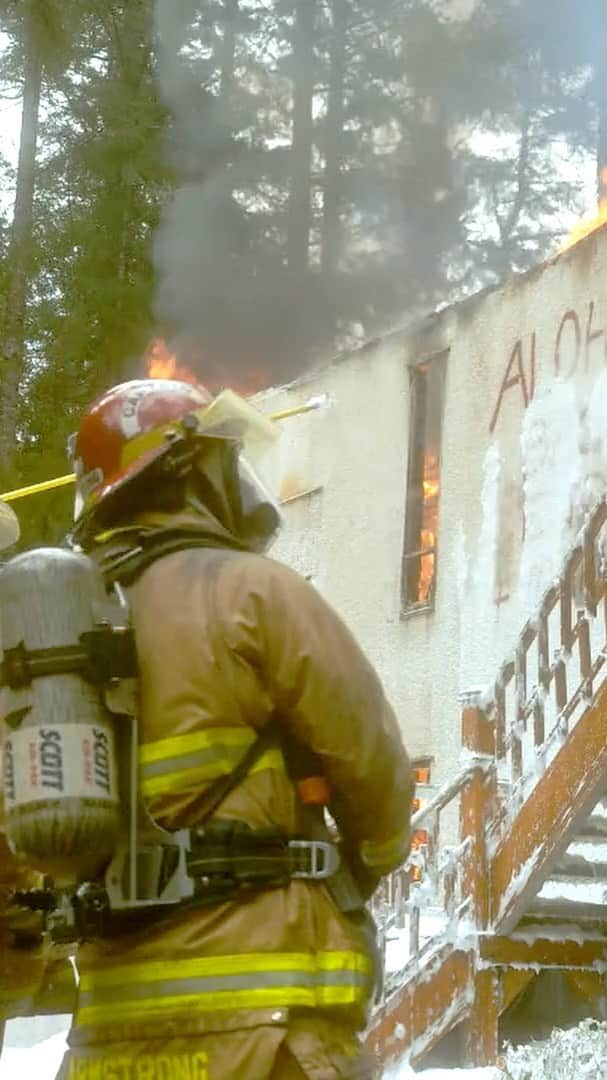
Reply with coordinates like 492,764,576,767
152,1,336,391
152,1,474,390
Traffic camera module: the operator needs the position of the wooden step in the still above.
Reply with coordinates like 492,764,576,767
579,801,607,839
553,839,607,878
528,876,607,921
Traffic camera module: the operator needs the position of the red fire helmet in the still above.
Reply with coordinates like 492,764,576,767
69,378,214,529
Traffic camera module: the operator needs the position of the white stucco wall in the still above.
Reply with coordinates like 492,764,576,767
255,225,607,789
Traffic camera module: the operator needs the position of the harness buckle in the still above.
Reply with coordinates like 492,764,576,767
288,840,340,880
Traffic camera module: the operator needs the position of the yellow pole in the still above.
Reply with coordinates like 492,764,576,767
0,397,327,504
1,473,77,503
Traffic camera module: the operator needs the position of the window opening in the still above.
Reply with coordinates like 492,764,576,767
410,759,433,882
402,352,447,611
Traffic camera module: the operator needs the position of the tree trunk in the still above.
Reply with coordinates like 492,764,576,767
220,0,238,100
494,110,530,277
321,0,347,281
0,8,43,473
287,0,316,276
596,70,607,205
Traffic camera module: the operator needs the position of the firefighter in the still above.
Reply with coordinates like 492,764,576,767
0,829,77,1038
57,377,414,1080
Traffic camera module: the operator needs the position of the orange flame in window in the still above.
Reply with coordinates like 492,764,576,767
560,168,607,253
418,453,439,603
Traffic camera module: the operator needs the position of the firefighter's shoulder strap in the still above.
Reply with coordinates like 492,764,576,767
194,718,279,827
99,527,364,903
100,525,277,824
99,526,245,589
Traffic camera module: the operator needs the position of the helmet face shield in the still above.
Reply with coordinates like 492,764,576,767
237,456,283,553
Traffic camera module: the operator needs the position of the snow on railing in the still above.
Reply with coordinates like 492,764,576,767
481,497,607,847
371,753,488,1005
369,497,607,1018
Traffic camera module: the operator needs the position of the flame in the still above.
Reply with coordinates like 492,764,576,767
560,168,607,253
417,453,439,603
143,338,274,398
145,338,199,385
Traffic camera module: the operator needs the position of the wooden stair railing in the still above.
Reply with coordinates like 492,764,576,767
367,705,498,1068
486,498,607,930
367,497,607,1072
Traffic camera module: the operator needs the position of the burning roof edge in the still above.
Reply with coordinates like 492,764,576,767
259,220,607,400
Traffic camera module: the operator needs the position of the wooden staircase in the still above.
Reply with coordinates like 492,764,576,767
367,498,607,1073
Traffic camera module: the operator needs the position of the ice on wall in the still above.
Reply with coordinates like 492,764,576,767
458,374,607,695
457,441,502,691
517,379,580,613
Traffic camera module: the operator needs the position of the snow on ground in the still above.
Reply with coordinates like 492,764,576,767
503,1019,607,1079
0,1030,67,1080
3,1019,607,1078
384,1068,502,1079
384,1020,607,1079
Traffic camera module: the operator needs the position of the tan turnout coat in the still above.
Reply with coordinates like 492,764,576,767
56,513,413,1079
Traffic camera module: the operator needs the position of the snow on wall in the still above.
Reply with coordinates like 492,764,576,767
256,227,607,788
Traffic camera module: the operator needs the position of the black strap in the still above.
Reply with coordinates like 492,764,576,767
193,719,279,828
0,626,137,691
101,528,244,588
100,529,278,826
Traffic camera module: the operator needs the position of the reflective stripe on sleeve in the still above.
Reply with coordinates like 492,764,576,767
138,726,286,799
75,951,371,1027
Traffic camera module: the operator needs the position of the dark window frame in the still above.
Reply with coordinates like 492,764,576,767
401,350,448,615
411,758,433,881
412,758,433,787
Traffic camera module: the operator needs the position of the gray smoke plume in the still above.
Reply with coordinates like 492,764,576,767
152,1,335,390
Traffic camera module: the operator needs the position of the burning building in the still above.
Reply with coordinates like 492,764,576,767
5,208,607,1074
252,220,607,798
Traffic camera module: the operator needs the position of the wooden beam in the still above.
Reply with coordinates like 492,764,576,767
482,935,607,969
461,707,495,928
463,969,499,1066
490,678,607,932
500,969,536,1014
566,970,607,1007
366,947,474,1068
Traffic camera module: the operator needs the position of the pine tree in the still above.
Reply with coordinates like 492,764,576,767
2,0,602,545
4,0,171,544
0,0,70,477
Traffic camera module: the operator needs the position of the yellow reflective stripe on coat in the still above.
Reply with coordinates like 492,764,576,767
138,726,285,798
360,826,411,870
75,950,371,1028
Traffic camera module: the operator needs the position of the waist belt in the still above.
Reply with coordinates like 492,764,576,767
188,822,340,896
12,824,342,942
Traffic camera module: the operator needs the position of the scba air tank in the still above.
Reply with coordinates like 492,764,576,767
0,548,121,884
